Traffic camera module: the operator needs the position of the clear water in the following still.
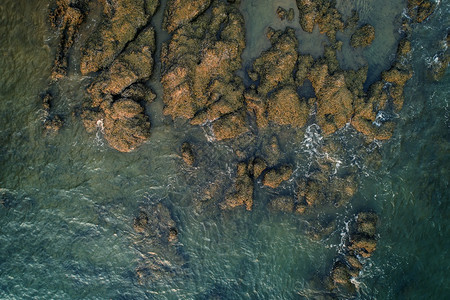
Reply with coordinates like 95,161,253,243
0,0,449,299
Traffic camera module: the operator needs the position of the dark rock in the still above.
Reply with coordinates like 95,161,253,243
181,142,195,166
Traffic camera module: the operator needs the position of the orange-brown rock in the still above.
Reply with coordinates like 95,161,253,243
101,98,151,152
407,0,436,23
181,142,195,166
161,1,247,140
308,64,354,135
263,165,293,189
350,24,375,48
80,0,157,74
87,27,156,106
267,86,310,128
49,0,86,80
296,0,344,42
163,0,211,33
221,162,254,210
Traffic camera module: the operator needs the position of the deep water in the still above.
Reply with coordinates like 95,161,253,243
0,0,449,299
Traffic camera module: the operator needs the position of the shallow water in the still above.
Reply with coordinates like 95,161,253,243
0,0,449,299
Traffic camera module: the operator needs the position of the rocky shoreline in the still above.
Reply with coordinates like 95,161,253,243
41,0,444,296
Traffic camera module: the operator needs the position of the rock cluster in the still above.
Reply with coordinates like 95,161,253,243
328,212,379,292
80,0,159,152
161,0,248,141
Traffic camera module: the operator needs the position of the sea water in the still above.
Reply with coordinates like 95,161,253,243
0,0,448,299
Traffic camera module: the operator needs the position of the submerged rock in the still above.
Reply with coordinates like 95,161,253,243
407,0,436,23
350,24,375,48
181,142,195,166
268,196,295,213
49,0,87,80
133,203,185,283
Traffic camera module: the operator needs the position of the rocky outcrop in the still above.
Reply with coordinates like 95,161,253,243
163,0,211,33
161,1,248,140
350,24,375,48
407,0,436,23
181,142,195,166
246,28,310,129
262,165,293,189
327,212,379,293
296,0,344,42
221,161,255,211
49,0,87,80
80,0,158,75
79,0,159,152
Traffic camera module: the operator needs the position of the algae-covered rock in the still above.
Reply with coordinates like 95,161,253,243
296,0,344,41
263,165,293,189
308,64,354,135
49,0,86,80
249,157,267,179
181,142,195,166
161,1,247,140
102,99,151,152
407,0,436,23
350,24,375,48
276,7,287,20
163,0,211,33
252,28,298,95
221,161,254,210
267,86,310,128
80,0,157,74
87,27,156,106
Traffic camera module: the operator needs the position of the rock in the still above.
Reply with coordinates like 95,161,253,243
261,135,281,167
263,165,293,189
308,64,354,135
251,28,298,95
211,110,249,141
181,142,195,166
249,157,267,179
43,115,63,134
101,99,151,152
49,0,86,80
267,86,309,128
407,0,436,23
350,24,375,48
163,0,211,33
356,212,378,237
348,235,377,258
296,0,344,42
133,211,149,233
121,83,156,103
268,196,295,212
276,7,287,20
87,27,156,107
287,8,295,22
80,0,157,75
221,162,254,210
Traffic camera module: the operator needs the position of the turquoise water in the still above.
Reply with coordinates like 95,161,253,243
0,0,449,299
